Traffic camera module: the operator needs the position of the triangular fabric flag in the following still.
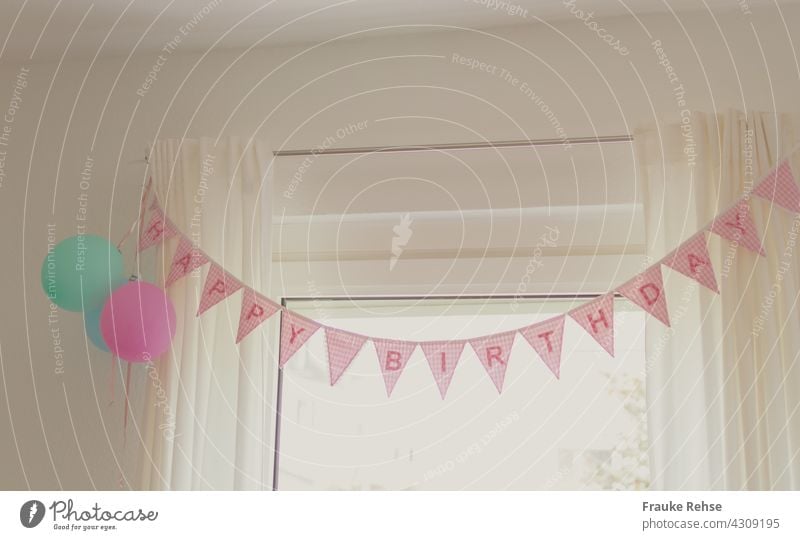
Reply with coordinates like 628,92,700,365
236,288,280,343
279,311,320,367
708,200,765,256
139,208,178,251
753,160,800,214
468,330,517,393
325,328,367,386
519,315,565,378
569,294,615,357
372,339,417,397
616,264,671,327
196,263,243,315
662,233,719,293
420,340,466,399
165,237,209,287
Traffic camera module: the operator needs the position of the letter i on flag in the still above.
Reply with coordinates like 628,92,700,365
139,208,177,251
519,315,565,378
752,160,800,213
325,328,367,386
196,263,243,316
662,232,719,293
569,293,615,356
278,312,320,367
236,288,280,343
468,330,517,393
616,264,671,327
166,237,209,287
420,340,466,399
372,339,417,397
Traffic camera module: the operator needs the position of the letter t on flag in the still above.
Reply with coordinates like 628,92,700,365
569,293,615,356
519,315,565,378
372,339,417,397
468,330,517,393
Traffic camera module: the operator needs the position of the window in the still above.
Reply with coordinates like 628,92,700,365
275,296,647,490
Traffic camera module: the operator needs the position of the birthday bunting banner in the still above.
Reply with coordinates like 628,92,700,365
139,157,799,398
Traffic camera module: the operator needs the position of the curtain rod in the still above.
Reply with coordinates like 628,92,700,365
141,135,632,162
271,134,633,157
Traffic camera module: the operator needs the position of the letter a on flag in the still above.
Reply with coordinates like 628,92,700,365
420,340,466,399
468,330,517,393
616,264,670,327
372,339,417,397
662,232,719,293
519,315,565,378
166,237,209,287
569,293,615,356
236,287,280,343
326,328,367,386
197,263,243,316
279,311,320,367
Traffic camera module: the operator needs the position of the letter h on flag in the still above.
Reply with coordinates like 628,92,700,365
569,293,615,356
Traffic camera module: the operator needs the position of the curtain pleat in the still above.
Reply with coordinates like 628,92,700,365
638,111,800,490
136,137,275,490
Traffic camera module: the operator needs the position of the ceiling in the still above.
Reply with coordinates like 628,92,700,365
1,0,796,63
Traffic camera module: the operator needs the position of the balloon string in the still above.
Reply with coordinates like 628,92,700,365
109,356,117,406
123,362,132,448
116,176,153,251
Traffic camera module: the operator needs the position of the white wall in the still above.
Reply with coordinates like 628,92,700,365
1,7,799,489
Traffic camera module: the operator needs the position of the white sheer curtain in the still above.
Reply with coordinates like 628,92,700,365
136,137,276,490
637,110,800,490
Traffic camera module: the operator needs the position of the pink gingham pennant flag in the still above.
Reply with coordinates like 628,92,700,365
279,311,320,367
196,263,243,316
708,200,765,256
616,264,671,327
420,340,466,399
519,315,565,379
662,232,719,293
569,293,615,357
372,339,417,397
469,330,517,393
753,160,800,214
236,288,280,343
165,237,209,287
326,328,367,386
139,208,178,251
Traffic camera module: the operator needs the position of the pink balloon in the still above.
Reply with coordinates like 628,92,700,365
100,281,176,363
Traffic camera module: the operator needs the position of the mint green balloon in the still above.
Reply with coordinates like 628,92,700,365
40,235,125,312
